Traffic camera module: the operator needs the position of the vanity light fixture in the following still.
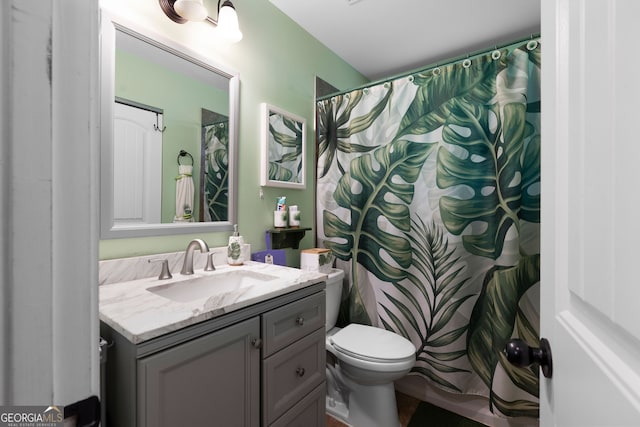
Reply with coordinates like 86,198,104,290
174,0,208,21
207,0,243,43
159,0,243,43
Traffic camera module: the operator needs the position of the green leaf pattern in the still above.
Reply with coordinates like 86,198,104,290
317,40,541,418
324,139,436,323
203,122,229,221
268,112,304,183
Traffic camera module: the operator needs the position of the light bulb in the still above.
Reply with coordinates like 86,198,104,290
174,0,208,21
217,3,243,42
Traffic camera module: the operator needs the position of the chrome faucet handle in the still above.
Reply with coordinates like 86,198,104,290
149,258,173,280
204,252,216,271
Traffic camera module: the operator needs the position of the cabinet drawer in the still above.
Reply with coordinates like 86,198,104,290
269,382,326,427
263,328,326,425
262,291,325,357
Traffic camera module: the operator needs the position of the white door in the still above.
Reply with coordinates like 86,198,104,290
540,1,640,425
113,102,162,225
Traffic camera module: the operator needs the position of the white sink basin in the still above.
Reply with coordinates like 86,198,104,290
147,270,279,303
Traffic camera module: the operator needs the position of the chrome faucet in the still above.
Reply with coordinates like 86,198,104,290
181,238,210,275
149,258,173,280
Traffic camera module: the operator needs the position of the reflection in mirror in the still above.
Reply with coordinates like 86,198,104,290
200,108,229,222
112,99,164,226
100,13,238,238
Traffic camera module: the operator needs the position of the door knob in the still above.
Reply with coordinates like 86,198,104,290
504,338,553,378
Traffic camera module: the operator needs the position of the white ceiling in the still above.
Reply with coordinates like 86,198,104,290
269,0,541,81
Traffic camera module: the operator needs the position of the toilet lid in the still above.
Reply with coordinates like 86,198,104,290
329,324,415,362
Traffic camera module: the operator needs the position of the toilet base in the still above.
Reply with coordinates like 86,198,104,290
326,378,401,427
326,395,350,425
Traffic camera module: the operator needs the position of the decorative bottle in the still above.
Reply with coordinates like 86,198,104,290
227,224,244,266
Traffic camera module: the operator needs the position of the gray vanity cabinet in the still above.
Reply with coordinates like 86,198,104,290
100,282,325,427
138,317,260,427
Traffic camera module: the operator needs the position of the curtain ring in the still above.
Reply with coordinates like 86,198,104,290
432,67,441,76
408,75,414,82
491,50,501,60
462,58,472,69
527,40,538,51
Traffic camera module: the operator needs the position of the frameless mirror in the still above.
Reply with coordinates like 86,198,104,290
100,12,239,238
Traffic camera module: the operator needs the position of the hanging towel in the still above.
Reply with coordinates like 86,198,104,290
174,164,194,222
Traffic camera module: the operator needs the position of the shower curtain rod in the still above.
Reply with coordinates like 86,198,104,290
317,32,541,101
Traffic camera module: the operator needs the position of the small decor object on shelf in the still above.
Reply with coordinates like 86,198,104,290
288,205,301,227
273,195,288,227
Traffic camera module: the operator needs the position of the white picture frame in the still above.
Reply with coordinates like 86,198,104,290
260,103,306,189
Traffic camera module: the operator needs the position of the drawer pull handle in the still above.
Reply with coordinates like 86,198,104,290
296,316,305,326
296,367,305,377
251,338,262,349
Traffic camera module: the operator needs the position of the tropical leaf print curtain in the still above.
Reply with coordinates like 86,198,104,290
316,39,541,418
202,121,229,221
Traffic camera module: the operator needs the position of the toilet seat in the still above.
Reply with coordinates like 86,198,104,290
328,324,415,372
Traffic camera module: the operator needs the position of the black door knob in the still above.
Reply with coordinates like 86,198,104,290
504,338,553,378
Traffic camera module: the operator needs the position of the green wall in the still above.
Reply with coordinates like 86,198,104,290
100,0,369,266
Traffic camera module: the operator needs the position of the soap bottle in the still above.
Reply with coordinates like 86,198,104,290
227,224,244,266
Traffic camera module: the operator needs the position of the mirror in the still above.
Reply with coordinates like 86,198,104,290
260,103,306,189
100,12,238,238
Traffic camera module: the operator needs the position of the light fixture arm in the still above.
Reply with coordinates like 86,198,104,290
159,0,188,24
206,0,234,26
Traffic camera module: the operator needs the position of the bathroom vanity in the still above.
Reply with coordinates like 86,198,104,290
99,261,327,427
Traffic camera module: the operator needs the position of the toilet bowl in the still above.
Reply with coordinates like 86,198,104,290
324,269,415,427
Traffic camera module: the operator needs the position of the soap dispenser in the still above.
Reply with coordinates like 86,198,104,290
227,224,244,266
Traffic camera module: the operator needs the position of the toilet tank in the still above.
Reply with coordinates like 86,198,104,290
325,268,344,331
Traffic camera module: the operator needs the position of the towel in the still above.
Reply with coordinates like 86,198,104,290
174,164,194,222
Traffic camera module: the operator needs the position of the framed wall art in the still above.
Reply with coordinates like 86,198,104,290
260,103,306,189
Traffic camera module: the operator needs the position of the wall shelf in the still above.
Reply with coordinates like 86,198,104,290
269,227,311,249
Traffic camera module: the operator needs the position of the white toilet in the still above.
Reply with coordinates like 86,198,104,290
324,269,415,427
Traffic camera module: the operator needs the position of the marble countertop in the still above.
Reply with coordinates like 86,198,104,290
99,261,327,344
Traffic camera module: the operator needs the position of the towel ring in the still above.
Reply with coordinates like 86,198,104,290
177,150,194,166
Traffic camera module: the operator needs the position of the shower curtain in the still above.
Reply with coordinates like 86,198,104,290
316,39,541,418
202,121,229,222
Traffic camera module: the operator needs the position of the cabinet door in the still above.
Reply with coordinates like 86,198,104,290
138,317,260,427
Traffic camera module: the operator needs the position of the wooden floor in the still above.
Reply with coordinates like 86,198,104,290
325,391,421,427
